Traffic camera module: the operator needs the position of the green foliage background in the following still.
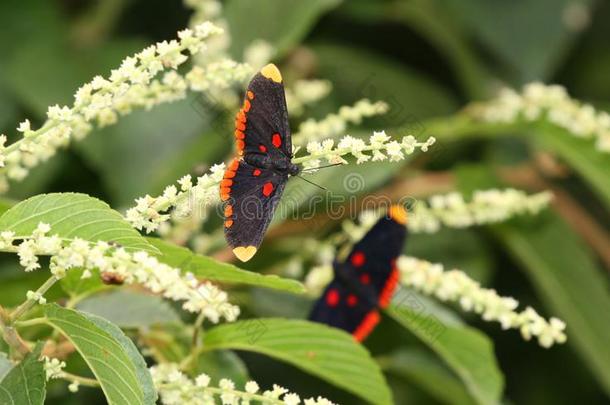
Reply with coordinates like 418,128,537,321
0,0,609,404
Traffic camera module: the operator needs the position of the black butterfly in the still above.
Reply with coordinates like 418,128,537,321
309,205,408,341
220,64,300,262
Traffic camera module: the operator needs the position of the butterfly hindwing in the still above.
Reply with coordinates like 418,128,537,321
344,206,408,308
221,158,287,261
309,275,381,342
309,205,408,341
234,64,292,159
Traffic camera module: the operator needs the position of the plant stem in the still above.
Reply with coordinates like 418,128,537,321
10,275,58,322
0,306,30,357
60,371,101,387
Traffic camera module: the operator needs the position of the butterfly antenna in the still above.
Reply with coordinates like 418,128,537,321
295,175,327,191
302,162,345,172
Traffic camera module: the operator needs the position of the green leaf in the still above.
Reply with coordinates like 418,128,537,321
492,212,610,397
0,193,157,254
441,0,593,82
204,318,393,405
148,238,305,294
76,290,180,328
0,353,12,381
43,304,156,405
225,0,342,58
383,349,477,405
387,291,503,405
0,343,46,405
312,43,458,119
195,351,249,389
534,122,610,209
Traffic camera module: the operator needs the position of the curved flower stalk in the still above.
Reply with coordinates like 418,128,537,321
151,363,335,405
293,99,389,146
126,132,435,233
409,188,553,233
470,82,610,152
285,79,333,117
0,22,250,193
397,256,567,348
1,223,239,323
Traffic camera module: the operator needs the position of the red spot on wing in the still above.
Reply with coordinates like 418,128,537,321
272,133,282,148
259,145,267,153
359,273,371,285
253,169,261,176
353,311,380,342
347,294,358,307
379,267,400,308
351,251,366,267
262,182,274,197
326,289,340,307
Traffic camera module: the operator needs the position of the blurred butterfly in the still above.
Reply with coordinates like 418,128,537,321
220,64,300,262
309,205,408,341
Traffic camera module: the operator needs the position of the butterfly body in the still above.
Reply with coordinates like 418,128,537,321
309,205,408,341
221,64,300,262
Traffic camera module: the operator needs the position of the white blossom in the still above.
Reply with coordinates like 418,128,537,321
285,79,332,116
0,22,248,193
294,99,389,145
150,363,334,405
3,223,238,322
397,256,567,348
43,356,66,380
473,82,610,153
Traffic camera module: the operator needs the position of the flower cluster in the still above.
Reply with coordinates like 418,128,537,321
397,256,567,348
297,131,436,170
0,22,250,193
285,79,333,117
409,188,553,233
126,163,226,233
43,356,66,380
472,82,610,152
2,223,238,322
293,99,389,145
151,363,334,405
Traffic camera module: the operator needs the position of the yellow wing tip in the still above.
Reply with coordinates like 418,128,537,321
388,204,408,225
261,63,282,83
233,246,258,262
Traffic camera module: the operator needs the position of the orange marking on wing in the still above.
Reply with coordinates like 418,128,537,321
253,169,261,176
353,311,380,342
272,133,282,148
326,289,340,307
259,145,267,153
224,219,234,228
224,205,233,217
235,121,246,131
236,111,246,123
229,159,239,171
379,267,399,308
224,170,236,179
236,140,245,153
243,100,251,112
262,182,274,197
235,130,245,139
247,90,254,100
221,159,239,200
221,179,233,187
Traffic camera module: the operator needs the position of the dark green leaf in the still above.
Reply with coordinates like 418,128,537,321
204,318,393,405
387,290,504,405
492,212,610,397
0,342,46,405
148,238,305,294
0,193,157,254
44,304,157,405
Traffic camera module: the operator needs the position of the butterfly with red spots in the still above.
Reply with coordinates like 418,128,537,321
220,64,301,262
309,205,408,342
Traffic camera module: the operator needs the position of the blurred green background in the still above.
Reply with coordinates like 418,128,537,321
0,0,609,404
